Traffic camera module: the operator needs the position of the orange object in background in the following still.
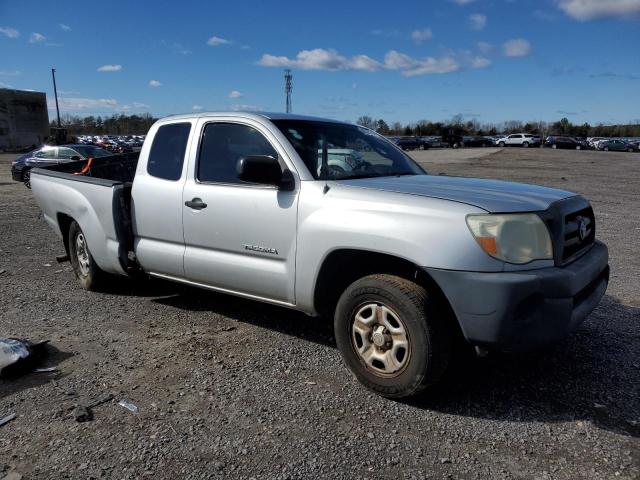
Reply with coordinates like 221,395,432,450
72,157,93,176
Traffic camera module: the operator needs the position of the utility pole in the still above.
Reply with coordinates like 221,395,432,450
284,69,292,113
51,68,61,128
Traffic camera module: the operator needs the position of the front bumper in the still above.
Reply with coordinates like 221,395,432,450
427,241,609,351
11,166,24,182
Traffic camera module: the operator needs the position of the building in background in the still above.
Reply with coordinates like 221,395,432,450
0,88,49,151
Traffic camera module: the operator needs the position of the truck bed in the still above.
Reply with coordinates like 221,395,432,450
30,153,140,276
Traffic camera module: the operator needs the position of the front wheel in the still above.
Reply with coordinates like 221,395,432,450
576,145,581,150
498,141,505,147
22,169,31,189
334,274,451,398
68,221,107,291
552,144,557,149
604,147,609,151
522,142,529,148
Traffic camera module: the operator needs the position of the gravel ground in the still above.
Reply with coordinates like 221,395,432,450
0,148,638,479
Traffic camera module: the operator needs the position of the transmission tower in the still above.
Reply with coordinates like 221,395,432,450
284,69,293,113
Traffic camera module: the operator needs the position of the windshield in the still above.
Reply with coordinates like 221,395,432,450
272,120,425,180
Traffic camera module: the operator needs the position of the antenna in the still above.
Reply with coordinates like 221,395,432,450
284,69,292,113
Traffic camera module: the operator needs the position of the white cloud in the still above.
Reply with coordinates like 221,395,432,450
449,0,476,4
230,104,260,112
228,90,243,98
97,64,122,72
0,70,21,76
49,97,119,111
258,48,382,71
477,41,493,54
469,14,487,30
192,105,203,111
258,48,463,76
503,38,531,57
0,27,19,38
557,0,640,20
411,28,433,44
207,36,231,46
29,32,45,43
132,102,149,109
148,80,163,87
60,24,71,31
471,56,491,68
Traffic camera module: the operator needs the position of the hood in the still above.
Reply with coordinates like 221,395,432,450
339,174,575,213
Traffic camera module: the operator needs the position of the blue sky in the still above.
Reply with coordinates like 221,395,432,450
1,0,639,125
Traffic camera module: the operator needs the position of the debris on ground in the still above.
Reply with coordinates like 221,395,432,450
1,471,23,480
72,405,93,423
118,400,139,414
33,366,57,373
0,338,49,378
88,393,114,409
0,412,17,427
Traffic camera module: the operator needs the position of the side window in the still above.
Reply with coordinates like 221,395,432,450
147,122,191,181
198,123,278,184
36,148,57,159
58,147,78,159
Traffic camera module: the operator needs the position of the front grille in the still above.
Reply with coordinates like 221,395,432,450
562,206,595,263
539,196,596,266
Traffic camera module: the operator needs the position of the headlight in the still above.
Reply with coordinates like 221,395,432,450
466,213,553,264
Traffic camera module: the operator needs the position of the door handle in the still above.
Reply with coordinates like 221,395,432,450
185,198,207,210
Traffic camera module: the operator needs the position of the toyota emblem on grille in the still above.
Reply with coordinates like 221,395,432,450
578,217,588,241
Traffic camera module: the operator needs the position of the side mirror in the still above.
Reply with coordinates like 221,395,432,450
70,155,81,161
237,155,294,190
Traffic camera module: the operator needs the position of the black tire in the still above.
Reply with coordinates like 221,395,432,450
334,274,451,398
628,148,633,153
498,141,505,147
604,147,609,151
522,141,529,148
552,144,557,149
22,169,31,189
68,221,107,291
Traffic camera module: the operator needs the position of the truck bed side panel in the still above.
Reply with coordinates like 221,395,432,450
30,173,127,276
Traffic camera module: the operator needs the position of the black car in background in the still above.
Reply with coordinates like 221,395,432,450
544,136,587,150
393,137,428,150
11,144,112,188
597,139,636,152
461,136,494,148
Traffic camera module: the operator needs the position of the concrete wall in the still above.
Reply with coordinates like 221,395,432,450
0,88,50,151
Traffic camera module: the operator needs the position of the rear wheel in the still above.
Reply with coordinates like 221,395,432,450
68,221,107,291
22,169,31,189
334,274,451,398
604,147,609,151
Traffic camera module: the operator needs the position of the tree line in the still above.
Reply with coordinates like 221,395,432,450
357,115,640,138
52,113,640,139
50,113,157,135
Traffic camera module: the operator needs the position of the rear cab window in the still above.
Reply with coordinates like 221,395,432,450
147,122,192,181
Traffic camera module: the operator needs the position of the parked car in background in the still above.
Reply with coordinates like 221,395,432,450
420,136,448,148
393,136,428,150
461,136,494,148
11,144,112,188
544,136,587,150
496,133,541,148
597,139,636,152
587,137,607,149
626,141,640,152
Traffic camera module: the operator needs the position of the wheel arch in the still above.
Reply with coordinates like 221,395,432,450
56,212,75,257
312,249,459,330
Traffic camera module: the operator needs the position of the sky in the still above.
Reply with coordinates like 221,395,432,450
1,0,639,126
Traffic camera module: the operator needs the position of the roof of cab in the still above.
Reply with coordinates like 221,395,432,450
158,111,349,125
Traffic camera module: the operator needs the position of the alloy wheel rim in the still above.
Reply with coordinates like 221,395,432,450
351,303,411,378
75,233,90,276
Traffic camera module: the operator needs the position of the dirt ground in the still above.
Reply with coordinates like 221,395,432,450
0,147,638,479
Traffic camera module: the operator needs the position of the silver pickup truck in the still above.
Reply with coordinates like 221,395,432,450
31,112,609,398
